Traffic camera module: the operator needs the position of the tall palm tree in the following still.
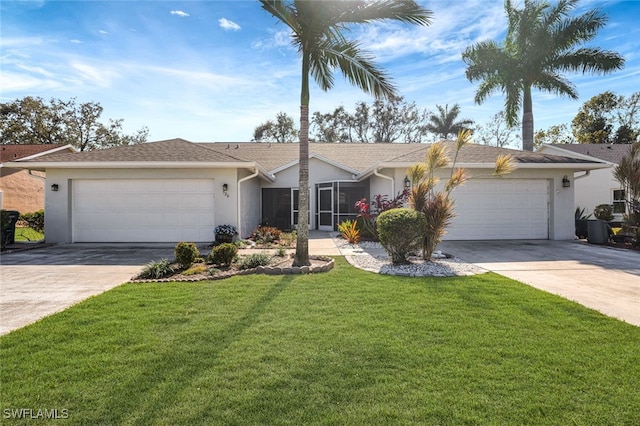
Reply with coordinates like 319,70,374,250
425,104,474,139
260,0,432,266
462,0,624,151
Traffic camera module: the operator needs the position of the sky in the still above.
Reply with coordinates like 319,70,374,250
1,0,639,148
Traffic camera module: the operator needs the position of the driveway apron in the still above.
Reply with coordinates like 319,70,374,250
438,240,640,327
0,244,178,335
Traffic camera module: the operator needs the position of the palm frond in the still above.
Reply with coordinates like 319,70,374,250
321,39,396,99
532,72,578,99
338,0,433,26
552,48,625,75
260,1,300,34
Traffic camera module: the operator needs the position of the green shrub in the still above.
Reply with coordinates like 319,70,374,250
251,226,282,244
182,264,207,276
211,243,238,267
237,253,272,270
593,204,614,221
275,246,288,257
19,210,45,233
377,208,426,265
174,242,199,269
137,259,174,279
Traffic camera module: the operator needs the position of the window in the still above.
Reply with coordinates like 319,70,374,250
613,189,626,214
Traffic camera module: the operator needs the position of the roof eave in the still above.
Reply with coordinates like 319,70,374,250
356,160,610,179
5,160,277,182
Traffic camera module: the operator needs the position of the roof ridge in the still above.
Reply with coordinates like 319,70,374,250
189,141,253,163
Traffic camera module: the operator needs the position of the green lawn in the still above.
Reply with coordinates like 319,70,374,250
1,258,638,425
14,227,44,242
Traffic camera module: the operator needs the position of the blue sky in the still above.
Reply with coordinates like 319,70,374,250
1,0,639,147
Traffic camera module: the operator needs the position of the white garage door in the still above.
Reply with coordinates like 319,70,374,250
445,179,549,240
73,179,216,243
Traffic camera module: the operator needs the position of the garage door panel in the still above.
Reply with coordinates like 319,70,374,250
446,179,549,240
73,179,216,243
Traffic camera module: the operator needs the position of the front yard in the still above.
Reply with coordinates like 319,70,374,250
1,258,638,424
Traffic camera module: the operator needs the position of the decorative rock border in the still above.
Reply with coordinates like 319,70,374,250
129,255,334,283
242,256,334,275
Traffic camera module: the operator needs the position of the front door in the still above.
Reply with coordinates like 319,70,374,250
318,185,333,231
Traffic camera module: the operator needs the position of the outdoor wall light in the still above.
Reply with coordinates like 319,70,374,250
222,183,229,197
51,184,59,192
562,176,571,188
404,176,411,190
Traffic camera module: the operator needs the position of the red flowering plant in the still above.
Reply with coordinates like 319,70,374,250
355,189,409,241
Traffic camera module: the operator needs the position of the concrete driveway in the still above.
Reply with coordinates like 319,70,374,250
0,244,180,335
439,240,640,327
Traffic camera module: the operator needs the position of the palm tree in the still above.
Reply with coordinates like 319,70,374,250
462,0,624,151
425,104,474,139
260,0,432,266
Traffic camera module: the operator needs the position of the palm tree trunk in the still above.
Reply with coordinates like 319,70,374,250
522,85,534,151
294,50,311,267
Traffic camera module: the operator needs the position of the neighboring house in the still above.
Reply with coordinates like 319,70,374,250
0,144,76,213
7,138,607,244
538,144,630,220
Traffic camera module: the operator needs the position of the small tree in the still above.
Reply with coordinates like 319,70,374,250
377,208,426,264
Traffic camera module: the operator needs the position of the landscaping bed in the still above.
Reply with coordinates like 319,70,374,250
130,254,334,283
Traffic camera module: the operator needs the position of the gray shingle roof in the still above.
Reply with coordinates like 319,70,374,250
0,144,69,162
198,142,425,173
543,143,632,164
22,139,248,163
18,138,603,172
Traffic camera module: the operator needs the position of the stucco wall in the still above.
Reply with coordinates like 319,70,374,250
0,168,46,213
537,145,620,220
238,170,262,238
370,167,576,241
573,168,623,219
44,168,238,244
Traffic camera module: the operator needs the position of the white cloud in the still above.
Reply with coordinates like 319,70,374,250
170,10,189,18
0,71,62,93
99,30,108,35
0,36,44,49
70,39,83,44
219,18,241,31
71,62,118,87
251,29,293,50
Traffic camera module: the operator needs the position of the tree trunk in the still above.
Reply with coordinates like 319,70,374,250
294,50,311,267
522,85,534,151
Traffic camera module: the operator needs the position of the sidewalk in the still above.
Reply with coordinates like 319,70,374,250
242,231,343,256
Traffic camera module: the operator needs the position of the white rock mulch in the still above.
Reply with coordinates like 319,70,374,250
331,235,486,277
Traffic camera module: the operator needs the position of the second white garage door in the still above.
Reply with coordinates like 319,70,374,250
445,179,549,240
73,179,216,243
